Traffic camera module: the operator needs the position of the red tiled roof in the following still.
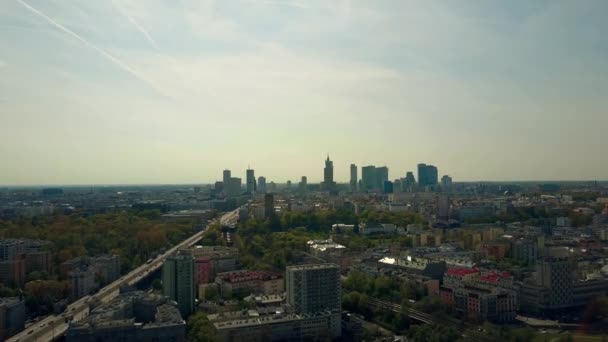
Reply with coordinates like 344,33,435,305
478,271,511,283
446,268,479,277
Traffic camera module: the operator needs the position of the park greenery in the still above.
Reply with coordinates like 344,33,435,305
0,210,198,315
231,208,424,271
465,204,596,227
0,210,196,273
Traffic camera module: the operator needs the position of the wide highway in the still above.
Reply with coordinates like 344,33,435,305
8,209,238,342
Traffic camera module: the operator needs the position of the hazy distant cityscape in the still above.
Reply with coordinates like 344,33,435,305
0,155,607,341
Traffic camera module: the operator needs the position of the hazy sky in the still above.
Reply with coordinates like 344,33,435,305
1,0,607,185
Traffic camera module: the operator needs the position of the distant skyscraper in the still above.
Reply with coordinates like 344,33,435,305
350,164,357,192
246,168,256,193
393,179,403,193
428,166,438,186
222,169,231,187
264,193,275,218
441,175,453,192
225,177,242,197
286,264,341,314
383,180,393,194
257,176,266,193
163,251,195,317
299,176,307,192
405,172,416,189
418,164,438,188
323,155,335,191
361,166,376,191
376,166,389,189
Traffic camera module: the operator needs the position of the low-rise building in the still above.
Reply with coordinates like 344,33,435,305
378,256,447,281
216,270,284,297
66,291,186,342
92,254,121,285
189,246,238,286
210,308,341,342
440,283,517,323
359,223,404,235
480,242,509,261
331,224,355,234
307,239,346,264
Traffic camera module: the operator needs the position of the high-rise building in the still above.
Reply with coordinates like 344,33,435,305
0,240,26,287
418,163,438,188
163,252,195,317
225,177,242,197
257,176,266,193
323,155,335,191
404,172,416,189
0,240,24,261
361,166,376,191
376,166,389,189
222,170,231,187
383,180,393,194
535,257,574,307
246,168,256,193
428,165,438,187
0,297,25,341
437,195,450,220
286,264,341,314
299,176,307,192
441,175,453,192
350,164,358,192
264,193,275,218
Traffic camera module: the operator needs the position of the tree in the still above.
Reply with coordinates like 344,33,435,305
152,279,162,291
409,323,459,342
187,312,216,342
0,284,17,297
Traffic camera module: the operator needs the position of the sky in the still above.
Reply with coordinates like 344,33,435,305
0,0,607,185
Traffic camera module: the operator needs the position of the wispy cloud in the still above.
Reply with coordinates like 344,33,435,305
16,0,170,98
112,0,159,49
246,0,309,9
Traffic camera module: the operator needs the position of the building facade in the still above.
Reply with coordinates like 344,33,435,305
286,264,341,315
0,297,25,341
350,164,357,192
163,252,195,317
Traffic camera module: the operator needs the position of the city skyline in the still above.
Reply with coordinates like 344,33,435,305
2,155,608,187
2,1,608,185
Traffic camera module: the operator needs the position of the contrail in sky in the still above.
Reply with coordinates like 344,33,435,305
16,0,170,98
112,0,160,49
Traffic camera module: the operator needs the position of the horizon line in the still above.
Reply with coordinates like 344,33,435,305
1,179,606,188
